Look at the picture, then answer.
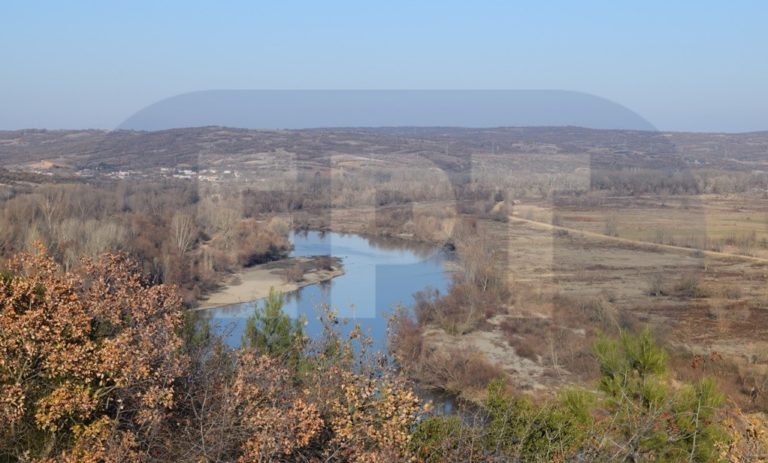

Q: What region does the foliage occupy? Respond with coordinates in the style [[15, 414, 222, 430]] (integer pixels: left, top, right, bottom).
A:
[[410, 415, 465, 462], [593, 327, 727, 462], [0, 245, 186, 461], [404, 328, 729, 462], [484, 379, 594, 461], [0, 248, 422, 462], [241, 287, 305, 364], [0, 182, 291, 305], [0, 246, 737, 462]]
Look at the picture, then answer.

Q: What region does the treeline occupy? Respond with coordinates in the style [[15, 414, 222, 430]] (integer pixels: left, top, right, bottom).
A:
[[591, 168, 768, 196], [480, 168, 768, 200], [0, 180, 289, 304], [2, 249, 764, 461], [1, 161, 765, 302]]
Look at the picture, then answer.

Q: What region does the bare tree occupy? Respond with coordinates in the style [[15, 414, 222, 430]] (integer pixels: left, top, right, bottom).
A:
[[198, 200, 240, 247], [457, 228, 501, 291], [84, 220, 126, 258], [23, 225, 44, 253], [57, 218, 83, 270], [0, 214, 10, 253], [68, 184, 102, 219], [171, 211, 197, 255], [35, 186, 65, 234]]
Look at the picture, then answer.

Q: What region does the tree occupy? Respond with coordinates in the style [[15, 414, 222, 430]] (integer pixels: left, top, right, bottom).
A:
[[0, 245, 186, 461], [35, 186, 65, 235], [174, 292, 420, 462], [170, 210, 197, 255], [593, 327, 727, 462], [242, 288, 304, 362], [0, 214, 10, 254], [483, 379, 594, 460]]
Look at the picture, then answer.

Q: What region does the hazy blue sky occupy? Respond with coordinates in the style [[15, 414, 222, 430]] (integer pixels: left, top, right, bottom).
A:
[[1, 1, 766, 132]]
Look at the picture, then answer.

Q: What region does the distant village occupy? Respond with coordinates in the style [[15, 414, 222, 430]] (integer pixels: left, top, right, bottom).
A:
[[21, 162, 244, 182], [99, 167, 242, 182]]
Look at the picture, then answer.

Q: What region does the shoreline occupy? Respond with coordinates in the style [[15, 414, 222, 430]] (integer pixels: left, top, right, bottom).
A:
[[193, 255, 344, 311]]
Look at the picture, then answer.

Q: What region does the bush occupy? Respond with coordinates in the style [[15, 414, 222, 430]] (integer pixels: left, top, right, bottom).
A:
[[0, 247, 186, 461], [604, 215, 619, 237], [390, 312, 504, 398], [282, 261, 305, 283], [673, 274, 709, 298], [484, 379, 594, 460], [574, 295, 617, 328], [721, 285, 743, 300], [410, 415, 464, 462], [647, 272, 668, 296], [593, 327, 727, 461], [316, 255, 335, 271], [413, 279, 509, 335], [510, 339, 538, 360], [0, 248, 425, 461], [421, 348, 504, 397], [0, 249, 737, 462], [404, 328, 731, 462], [388, 312, 423, 363]]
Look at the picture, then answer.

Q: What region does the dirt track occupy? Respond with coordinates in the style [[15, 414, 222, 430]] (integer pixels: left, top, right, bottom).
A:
[[509, 214, 768, 266]]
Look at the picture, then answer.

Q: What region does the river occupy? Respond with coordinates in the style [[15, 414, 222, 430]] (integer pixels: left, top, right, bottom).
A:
[[200, 230, 453, 352]]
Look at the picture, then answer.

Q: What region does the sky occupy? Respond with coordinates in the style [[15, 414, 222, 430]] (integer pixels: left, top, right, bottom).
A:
[[1, 1, 766, 132]]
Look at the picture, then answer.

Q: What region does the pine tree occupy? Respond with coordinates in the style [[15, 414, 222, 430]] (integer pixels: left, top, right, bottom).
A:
[[242, 288, 304, 364], [593, 327, 726, 462]]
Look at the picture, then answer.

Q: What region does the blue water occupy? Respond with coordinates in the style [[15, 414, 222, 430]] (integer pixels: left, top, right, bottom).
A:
[[201, 231, 452, 351]]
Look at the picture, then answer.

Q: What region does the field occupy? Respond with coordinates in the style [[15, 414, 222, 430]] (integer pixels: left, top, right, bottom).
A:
[[460, 197, 768, 401]]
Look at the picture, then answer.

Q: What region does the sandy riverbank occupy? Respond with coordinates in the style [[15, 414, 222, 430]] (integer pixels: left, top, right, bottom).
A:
[[194, 256, 344, 310]]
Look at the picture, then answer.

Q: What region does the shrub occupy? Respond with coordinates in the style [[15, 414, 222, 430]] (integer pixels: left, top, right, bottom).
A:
[[512, 340, 538, 361], [316, 255, 335, 271], [421, 348, 504, 397], [593, 327, 727, 461], [499, 317, 553, 363], [390, 312, 504, 398], [0, 246, 186, 461], [484, 379, 594, 460], [647, 272, 668, 296], [413, 279, 509, 335], [574, 295, 617, 328], [405, 328, 731, 462], [388, 311, 423, 363], [722, 285, 743, 300], [410, 415, 465, 462], [673, 274, 709, 298], [282, 261, 305, 283]]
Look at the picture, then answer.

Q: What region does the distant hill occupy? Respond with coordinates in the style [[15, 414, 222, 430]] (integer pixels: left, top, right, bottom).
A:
[[118, 90, 656, 131], [1, 126, 766, 174]]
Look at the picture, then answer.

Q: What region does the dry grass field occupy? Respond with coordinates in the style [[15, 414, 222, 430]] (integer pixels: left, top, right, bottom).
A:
[[414, 194, 768, 410]]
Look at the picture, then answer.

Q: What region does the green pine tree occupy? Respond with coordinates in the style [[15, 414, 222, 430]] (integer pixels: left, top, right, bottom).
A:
[[242, 288, 305, 366], [593, 327, 727, 462]]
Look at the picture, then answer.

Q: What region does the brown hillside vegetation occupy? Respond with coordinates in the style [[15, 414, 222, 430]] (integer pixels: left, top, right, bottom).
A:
[[0, 249, 766, 461]]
